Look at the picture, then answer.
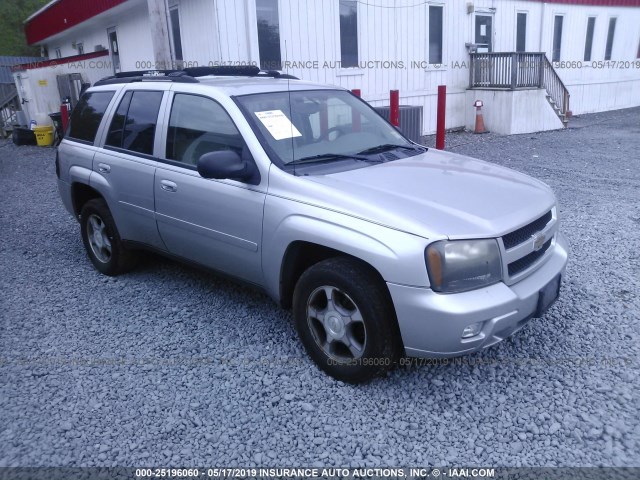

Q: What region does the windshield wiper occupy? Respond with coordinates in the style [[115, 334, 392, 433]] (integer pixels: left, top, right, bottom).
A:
[[357, 144, 424, 155], [288, 153, 381, 166]]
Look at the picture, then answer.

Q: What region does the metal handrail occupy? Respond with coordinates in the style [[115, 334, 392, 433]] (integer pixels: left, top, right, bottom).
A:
[[469, 52, 570, 117], [541, 55, 570, 117], [0, 92, 20, 131], [0, 90, 18, 110]]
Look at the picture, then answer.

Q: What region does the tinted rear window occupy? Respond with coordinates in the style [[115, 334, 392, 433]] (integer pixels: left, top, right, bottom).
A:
[[105, 91, 163, 155], [67, 91, 115, 143]]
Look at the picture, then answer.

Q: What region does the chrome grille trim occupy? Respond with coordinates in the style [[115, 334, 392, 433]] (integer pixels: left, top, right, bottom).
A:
[[508, 239, 552, 276], [503, 210, 552, 249], [499, 207, 558, 285]]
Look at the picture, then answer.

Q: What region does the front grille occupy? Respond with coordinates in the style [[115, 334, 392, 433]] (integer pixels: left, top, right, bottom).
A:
[[508, 239, 552, 276], [502, 210, 552, 249]]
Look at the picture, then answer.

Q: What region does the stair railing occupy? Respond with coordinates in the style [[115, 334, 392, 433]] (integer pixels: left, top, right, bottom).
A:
[[470, 52, 570, 118]]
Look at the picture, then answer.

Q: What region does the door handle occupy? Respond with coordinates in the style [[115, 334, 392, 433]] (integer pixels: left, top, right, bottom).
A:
[[97, 163, 111, 174], [160, 180, 177, 192]]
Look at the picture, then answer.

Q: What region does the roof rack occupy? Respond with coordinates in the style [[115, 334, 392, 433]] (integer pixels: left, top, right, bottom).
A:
[[93, 66, 299, 86]]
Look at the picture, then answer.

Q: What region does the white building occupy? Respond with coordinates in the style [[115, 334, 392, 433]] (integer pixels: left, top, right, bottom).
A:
[[12, 0, 640, 135]]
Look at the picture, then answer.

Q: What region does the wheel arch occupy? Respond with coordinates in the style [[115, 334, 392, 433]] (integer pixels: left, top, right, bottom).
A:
[[281, 241, 407, 361], [71, 182, 104, 218], [278, 240, 391, 310]]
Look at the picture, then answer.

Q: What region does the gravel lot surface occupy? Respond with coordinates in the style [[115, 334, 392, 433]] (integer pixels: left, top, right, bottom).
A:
[[1, 107, 639, 468]]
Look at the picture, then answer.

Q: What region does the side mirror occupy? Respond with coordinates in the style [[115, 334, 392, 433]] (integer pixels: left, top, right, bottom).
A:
[[197, 150, 252, 182]]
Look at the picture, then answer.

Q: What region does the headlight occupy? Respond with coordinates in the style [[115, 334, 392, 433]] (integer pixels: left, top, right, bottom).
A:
[[425, 239, 502, 293]]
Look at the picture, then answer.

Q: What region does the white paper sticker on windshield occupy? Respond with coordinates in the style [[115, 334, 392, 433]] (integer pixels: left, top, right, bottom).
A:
[[255, 110, 302, 140]]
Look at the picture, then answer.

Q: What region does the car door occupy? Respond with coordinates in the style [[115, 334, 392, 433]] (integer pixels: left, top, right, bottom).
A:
[[92, 86, 166, 250], [154, 92, 266, 283]]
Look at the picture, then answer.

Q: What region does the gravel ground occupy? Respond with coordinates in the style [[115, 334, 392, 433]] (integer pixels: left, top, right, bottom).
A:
[[1, 107, 639, 468]]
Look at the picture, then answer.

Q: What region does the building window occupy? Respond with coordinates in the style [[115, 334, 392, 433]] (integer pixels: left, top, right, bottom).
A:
[[583, 17, 595, 61], [54, 48, 62, 59], [429, 5, 443, 64], [77, 43, 84, 55], [605, 17, 616, 60], [169, 6, 183, 61], [256, 0, 281, 70], [339, 0, 358, 68], [516, 13, 527, 52], [552, 15, 563, 62]]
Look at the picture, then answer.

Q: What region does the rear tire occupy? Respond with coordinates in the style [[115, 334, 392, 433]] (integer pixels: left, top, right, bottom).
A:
[[80, 198, 136, 276], [293, 257, 399, 383]]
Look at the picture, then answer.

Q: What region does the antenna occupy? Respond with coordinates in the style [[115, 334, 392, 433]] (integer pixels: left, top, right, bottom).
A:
[[285, 40, 296, 175]]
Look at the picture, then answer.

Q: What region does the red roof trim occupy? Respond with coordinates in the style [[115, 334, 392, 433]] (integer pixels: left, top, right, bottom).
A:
[[22, 0, 640, 46], [10, 50, 109, 72], [532, 0, 640, 5], [25, 0, 127, 45]]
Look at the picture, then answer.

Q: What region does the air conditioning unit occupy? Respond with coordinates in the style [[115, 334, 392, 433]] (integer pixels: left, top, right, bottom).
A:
[[374, 105, 424, 143]]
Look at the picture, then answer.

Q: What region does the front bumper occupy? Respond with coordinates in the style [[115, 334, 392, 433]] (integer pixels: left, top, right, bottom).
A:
[[389, 232, 569, 358]]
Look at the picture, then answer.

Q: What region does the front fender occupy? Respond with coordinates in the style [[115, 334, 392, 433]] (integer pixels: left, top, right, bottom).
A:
[[262, 195, 431, 302]]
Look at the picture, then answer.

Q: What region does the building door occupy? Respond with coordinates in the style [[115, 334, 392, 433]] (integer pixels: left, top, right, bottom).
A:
[[475, 14, 493, 52], [107, 27, 120, 73], [14, 74, 32, 123]]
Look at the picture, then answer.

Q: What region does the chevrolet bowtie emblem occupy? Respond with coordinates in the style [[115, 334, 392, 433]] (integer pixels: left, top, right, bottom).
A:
[[532, 232, 546, 251]]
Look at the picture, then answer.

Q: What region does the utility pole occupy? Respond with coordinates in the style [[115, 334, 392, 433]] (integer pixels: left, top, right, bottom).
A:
[[147, 0, 173, 69]]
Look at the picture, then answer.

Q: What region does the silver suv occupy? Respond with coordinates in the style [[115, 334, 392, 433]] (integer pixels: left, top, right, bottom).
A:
[[56, 67, 568, 383]]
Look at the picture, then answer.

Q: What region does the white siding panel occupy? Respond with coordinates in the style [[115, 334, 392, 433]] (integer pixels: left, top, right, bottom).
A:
[[115, 4, 154, 70], [179, 0, 220, 65], [38, 0, 640, 133]]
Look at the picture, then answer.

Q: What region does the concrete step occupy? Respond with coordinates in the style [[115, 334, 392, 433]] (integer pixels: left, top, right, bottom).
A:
[[544, 93, 568, 126]]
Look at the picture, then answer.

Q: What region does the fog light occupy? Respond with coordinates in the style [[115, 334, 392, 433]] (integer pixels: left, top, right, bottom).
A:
[[462, 322, 484, 339]]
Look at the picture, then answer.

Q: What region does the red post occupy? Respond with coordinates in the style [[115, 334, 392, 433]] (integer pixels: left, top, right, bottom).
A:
[[390, 90, 399, 127], [351, 89, 361, 132], [436, 85, 446, 150], [60, 104, 70, 132]]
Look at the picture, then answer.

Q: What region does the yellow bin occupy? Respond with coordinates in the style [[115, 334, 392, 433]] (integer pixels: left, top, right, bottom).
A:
[[33, 125, 54, 147]]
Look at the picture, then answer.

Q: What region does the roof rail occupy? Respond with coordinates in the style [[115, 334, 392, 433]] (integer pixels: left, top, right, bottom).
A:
[[183, 65, 299, 79], [183, 65, 261, 77], [94, 72, 198, 86], [93, 66, 299, 87]]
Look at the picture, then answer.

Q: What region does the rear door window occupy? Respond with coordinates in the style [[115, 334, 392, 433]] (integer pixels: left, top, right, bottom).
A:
[[105, 91, 132, 148], [67, 91, 115, 143], [105, 90, 163, 155]]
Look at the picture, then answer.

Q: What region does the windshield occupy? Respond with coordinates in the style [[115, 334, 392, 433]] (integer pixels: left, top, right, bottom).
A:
[[235, 90, 414, 165]]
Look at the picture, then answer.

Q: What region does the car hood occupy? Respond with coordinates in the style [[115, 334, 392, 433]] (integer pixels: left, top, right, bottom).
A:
[[290, 149, 555, 240]]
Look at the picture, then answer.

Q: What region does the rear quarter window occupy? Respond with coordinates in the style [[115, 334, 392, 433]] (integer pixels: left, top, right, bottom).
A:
[[67, 91, 115, 143]]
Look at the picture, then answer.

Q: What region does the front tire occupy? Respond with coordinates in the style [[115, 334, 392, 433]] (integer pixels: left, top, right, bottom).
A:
[[80, 198, 136, 276], [293, 257, 399, 383]]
